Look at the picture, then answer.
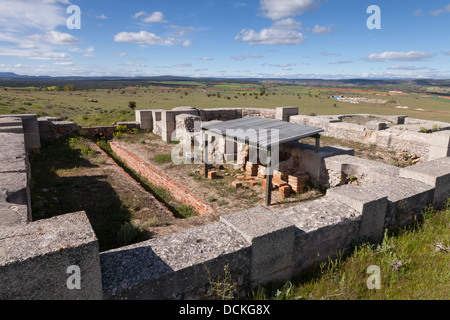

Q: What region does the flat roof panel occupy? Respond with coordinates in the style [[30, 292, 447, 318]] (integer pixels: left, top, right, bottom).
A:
[[203, 117, 324, 149]]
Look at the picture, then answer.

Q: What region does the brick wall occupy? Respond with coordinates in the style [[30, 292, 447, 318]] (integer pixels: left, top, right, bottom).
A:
[[109, 141, 214, 216]]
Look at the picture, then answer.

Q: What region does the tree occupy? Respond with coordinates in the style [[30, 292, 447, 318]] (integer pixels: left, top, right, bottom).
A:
[[63, 84, 76, 91], [260, 84, 266, 96], [128, 101, 137, 110]]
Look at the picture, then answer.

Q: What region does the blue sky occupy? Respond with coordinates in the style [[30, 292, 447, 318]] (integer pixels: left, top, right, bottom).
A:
[[0, 0, 449, 79]]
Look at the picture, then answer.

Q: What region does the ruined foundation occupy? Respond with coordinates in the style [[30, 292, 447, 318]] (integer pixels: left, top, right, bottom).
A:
[[1, 107, 449, 300]]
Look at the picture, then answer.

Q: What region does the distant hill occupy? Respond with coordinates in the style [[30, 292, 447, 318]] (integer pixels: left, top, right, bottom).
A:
[[0, 73, 449, 90]]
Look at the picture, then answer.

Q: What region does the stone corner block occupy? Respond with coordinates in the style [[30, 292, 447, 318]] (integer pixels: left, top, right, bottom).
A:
[[400, 160, 450, 209], [326, 184, 387, 243], [220, 207, 296, 286]]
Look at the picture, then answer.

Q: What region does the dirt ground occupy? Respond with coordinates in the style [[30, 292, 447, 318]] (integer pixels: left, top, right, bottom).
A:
[[114, 132, 324, 212]]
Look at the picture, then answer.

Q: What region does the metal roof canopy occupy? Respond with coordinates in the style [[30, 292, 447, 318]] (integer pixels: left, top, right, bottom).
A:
[[202, 117, 324, 151], [202, 117, 325, 206]]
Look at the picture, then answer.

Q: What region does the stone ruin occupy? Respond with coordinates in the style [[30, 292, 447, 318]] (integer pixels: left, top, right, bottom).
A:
[[0, 107, 449, 300]]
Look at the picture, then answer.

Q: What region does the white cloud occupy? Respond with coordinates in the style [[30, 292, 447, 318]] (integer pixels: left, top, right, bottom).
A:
[[328, 60, 353, 65], [429, 4, 450, 17], [54, 61, 75, 66], [412, 9, 425, 16], [132, 11, 147, 19], [31, 51, 71, 60], [28, 31, 79, 45], [168, 25, 196, 37], [259, 0, 324, 20], [0, 0, 67, 32], [201, 57, 214, 60], [231, 54, 264, 60], [235, 18, 305, 45], [268, 62, 296, 67], [175, 63, 192, 67], [142, 11, 167, 23], [120, 62, 147, 67], [366, 51, 432, 62], [320, 52, 340, 56], [96, 14, 108, 20], [115, 53, 128, 57], [182, 40, 192, 47], [114, 31, 177, 46], [388, 65, 427, 71], [309, 24, 335, 34]]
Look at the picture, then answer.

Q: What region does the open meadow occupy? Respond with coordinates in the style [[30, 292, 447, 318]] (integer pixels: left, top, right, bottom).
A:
[[1, 80, 450, 126]]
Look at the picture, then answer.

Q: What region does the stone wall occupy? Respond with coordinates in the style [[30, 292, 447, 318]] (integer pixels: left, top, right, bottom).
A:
[[290, 114, 449, 161], [0, 119, 103, 300], [1, 108, 449, 300]]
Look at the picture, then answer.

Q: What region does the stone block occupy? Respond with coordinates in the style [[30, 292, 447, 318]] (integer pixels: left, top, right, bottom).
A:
[[135, 109, 153, 120], [399, 160, 450, 209], [0, 212, 103, 300], [220, 207, 295, 286], [326, 184, 387, 243], [100, 222, 251, 300], [429, 131, 450, 160], [366, 121, 387, 131], [275, 107, 299, 122]]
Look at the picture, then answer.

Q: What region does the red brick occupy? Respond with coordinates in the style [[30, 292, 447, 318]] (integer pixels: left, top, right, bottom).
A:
[[208, 171, 218, 179], [280, 185, 291, 198], [232, 181, 243, 189]]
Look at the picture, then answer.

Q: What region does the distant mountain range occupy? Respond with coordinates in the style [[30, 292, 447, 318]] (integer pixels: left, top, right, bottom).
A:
[[0, 72, 449, 89]]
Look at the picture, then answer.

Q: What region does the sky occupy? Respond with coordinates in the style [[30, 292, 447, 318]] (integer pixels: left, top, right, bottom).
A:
[[0, 0, 449, 79]]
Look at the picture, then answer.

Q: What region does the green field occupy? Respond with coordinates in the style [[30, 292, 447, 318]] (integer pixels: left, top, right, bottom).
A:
[[1, 81, 449, 126]]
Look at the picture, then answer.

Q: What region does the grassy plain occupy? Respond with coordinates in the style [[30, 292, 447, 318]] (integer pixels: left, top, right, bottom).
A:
[[1, 81, 449, 126]]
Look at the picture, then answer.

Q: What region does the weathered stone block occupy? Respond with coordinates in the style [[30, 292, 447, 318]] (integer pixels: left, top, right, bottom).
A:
[[0, 212, 103, 300], [276, 107, 299, 122], [399, 160, 450, 209], [366, 121, 388, 131], [429, 131, 450, 160], [326, 184, 387, 242], [221, 207, 295, 286], [101, 222, 251, 300], [135, 110, 153, 132]]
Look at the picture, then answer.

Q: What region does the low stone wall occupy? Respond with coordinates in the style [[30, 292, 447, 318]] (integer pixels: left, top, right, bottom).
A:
[[290, 114, 448, 161], [0, 119, 103, 300], [0, 118, 31, 226], [109, 141, 214, 216], [0, 212, 103, 300], [100, 155, 449, 299]]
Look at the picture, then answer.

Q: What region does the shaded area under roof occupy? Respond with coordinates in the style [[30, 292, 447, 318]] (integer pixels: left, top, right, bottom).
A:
[[202, 117, 324, 150]]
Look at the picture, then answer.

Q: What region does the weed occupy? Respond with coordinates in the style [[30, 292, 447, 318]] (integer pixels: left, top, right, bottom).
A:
[[116, 222, 144, 246], [205, 264, 238, 300], [151, 154, 172, 164], [174, 205, 198, 219]]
